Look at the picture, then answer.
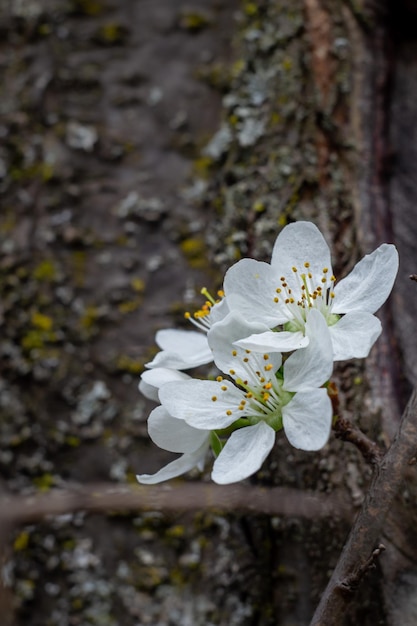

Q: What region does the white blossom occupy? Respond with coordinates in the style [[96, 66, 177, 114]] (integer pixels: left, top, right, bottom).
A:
[[223, 221, 399, 360], [157, 310, 333, 484]]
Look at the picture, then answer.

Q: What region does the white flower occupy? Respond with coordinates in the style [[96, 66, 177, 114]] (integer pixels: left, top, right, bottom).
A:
[[145, 291, 228, 370], [136, 406, 210, 484], [139, 367, 191, 402], [223, 221, 399, 360], [158, 309, 333, 484]]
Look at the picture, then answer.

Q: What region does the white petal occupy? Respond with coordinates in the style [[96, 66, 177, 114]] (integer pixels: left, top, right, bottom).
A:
[[146, 329, 213, 369], [282, 389, 332, 451], [209, 298, 229, 325], [211, 422, 275, 484], [284, 310, 333, 391], [147, 405, 209, 453], [138, 378, 159, 402], [207, 311, 273, 379], [223, 258, 288, 326], [329, 312, 382, 360], [235, 330, 309, 353], [140, 368, 190, 402], [332, 244, 399, 314], [136, 440, 209, 485], [159, 380, 243, 430], [271, 222, 333, 292]]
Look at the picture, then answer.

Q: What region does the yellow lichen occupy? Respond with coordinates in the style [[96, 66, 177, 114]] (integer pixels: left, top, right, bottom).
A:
[[33, 259, 57, 282]]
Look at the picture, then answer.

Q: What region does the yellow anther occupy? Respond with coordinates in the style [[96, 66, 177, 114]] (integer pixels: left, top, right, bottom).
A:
[[264, 382, 272, 390], [304, 262, 310, 268], [263, 393, 270, 401], [226, 410, 232, 416], [292, 266, 297, 272], [221, 385, 227, 391], [260, 377, 265, 383], [263, 354, 269, 360], [321, 277, 326, 283], [246, 392, 253, 398], [184, 312, 191, 319], [289, 297, 295, 303], [331, 275, 336, 282], [229, 369, 235, 375], [212, 396, 217, 402], [274, 297, 279, 303], [308, 272, 312, 278], [276, 288, 282, 293], [217, 289, 225, 297], [323, 267, 328, 273], [330, 292, 335, 298], [282, 282, 287, 287], [264, 364, 273, 371], [216, 376, 223, 382], [285, 298, 290, 304], [243, 357, 249, 363], [232, 350, 237, 356], [245, 349, 251, 354], [280, 276, 285, 281]]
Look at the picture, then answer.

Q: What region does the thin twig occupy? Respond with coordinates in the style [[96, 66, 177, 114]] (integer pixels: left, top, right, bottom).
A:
[[333, 416, 384, 465], [310, 388, 417, 625], [0, 483, 352, 525]]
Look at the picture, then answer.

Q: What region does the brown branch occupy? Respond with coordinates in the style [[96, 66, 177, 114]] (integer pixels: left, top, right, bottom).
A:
[[310, 388, 417, 626], [0, 483, 352, 526], [333, 416, 384, 465]]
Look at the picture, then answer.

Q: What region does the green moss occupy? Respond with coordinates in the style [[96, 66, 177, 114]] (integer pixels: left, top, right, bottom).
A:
[[33, 473, 55, 492], [131, 277, 146, 293], [116, 355, 145, 375], [71, 0, 104, 15], [180, 237, 208, 269], [31, 311, 53, 331], [33, 259, 57, 282], [21, 329, 57, 351], [71, 251, 87, 287], [193, 155, 215, 179], [79, 306, 100, 330], [118, 299, 141, 314], [13, 531, 30, 552], [96, 22, 127, 45], [179, 11, 212, 32]]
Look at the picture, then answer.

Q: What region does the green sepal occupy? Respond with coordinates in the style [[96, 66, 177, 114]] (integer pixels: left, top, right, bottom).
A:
[[210, 431, 224, 458]]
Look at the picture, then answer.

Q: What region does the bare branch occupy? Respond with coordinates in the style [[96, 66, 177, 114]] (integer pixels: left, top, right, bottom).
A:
[[0, 483, 352, 525], [333, 416, 384, 466], [310, 388, 417, 626]]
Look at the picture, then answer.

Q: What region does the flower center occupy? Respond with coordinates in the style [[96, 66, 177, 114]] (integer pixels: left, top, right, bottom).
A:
[[273, 263, 338, 331], [213, 350, 293, 433], [184, 287, 225, 332]]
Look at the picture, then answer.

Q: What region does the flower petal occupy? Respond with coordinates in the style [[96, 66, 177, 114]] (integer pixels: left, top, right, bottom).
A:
[[136, 440, 209, 485], [282, 389, 332, 451], [139, 368, 191, 401], [271, 222, 333, 292], [146, 329, 212, 369], [209, 298, 229, 325], [147, 405, 209, 453], [223, 258, 288, 326], [332, 244, 399, 314], [329, 312, 382, 361], [211, 422, 275, 484], [283, 310, 333, 391], [159, 380, 244, 430], [138, 378, 159, 402], [208, 311, 275, 379], [235, 330, 309, 353]]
